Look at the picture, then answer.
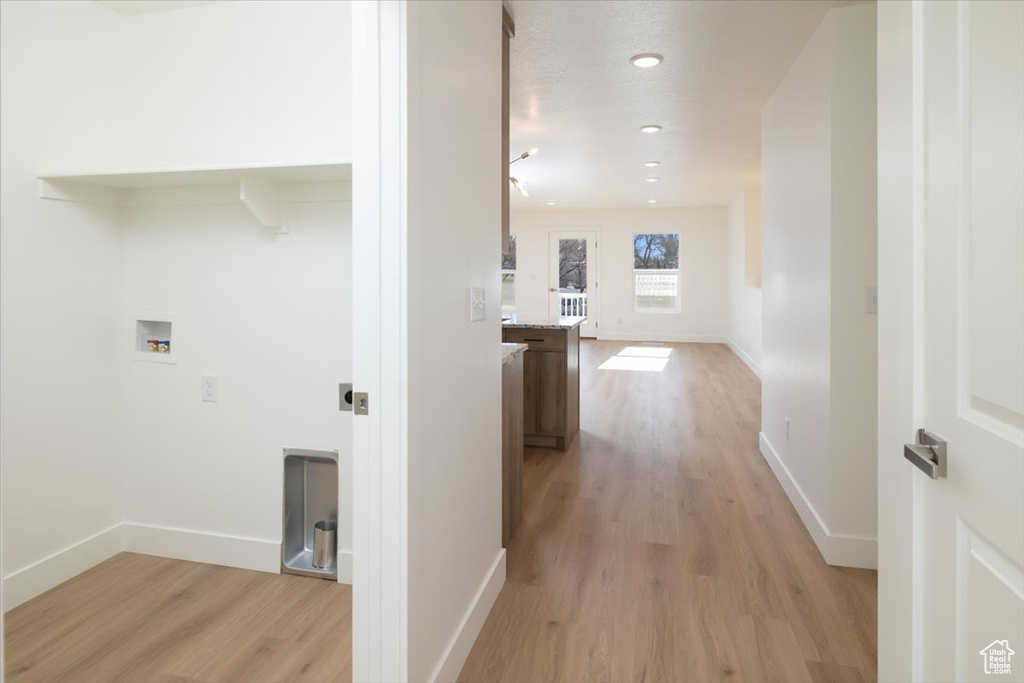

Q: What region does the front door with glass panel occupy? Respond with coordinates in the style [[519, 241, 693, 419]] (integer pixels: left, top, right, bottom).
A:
[[548, 230, 599, 338]]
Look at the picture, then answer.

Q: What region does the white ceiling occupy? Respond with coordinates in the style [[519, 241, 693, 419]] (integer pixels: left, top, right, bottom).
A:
[[508, 0, 833, 209]]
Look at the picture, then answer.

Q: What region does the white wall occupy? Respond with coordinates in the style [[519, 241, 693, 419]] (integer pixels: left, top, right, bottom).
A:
[[67, 0, 352, 173], [113, 1, 355, 574], [405, 1, 505, 681], [760, 3, 877, 568], [511, 207, 729, 343], [1, 0, 355, 611], [828, 5, 878, 542], [120, 194, 352, 574], [744, 189, 763, 289], [1, 0, 126, 610], [726, 191, 764, 376]]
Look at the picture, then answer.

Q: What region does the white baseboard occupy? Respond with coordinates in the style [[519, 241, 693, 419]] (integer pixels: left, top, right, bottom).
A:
[[124, 525, 354, 584], [3, 523, 349, 610], [758, 433, 877, 570], [122, 522, 281, 574], [429, 549, 507, 683], [726, 337, 762, 378], [758, 432, 831, 560], [2, 523, 123, 611], [597, 332, 727, 344], [821, 529, 878, 569]]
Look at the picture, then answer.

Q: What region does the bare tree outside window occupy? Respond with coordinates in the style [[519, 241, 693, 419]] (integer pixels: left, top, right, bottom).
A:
[[558, 238, 587, 292], [502, 235, 517, 307], [502, 234, 517, 271], [633, 233, 679, 269]]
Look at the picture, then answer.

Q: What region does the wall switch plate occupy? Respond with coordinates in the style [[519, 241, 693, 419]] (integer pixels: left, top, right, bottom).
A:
[[470, 287, 486, 322], [865, 286, 878, 314], [202, 375, 218, 403]]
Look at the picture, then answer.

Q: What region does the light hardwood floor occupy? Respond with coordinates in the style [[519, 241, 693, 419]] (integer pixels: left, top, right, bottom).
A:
[[459, 340, 877, 683], [4, 553, 351, 683]]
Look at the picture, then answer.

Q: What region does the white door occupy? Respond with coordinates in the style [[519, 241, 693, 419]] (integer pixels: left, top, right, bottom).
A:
[[548, 230, 599, 337], [879, 2, 1024, 681]]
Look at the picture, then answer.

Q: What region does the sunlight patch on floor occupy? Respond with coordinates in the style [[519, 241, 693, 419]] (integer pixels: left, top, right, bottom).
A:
[[619, 346, 672, 358], [598, 345, 672, 372]]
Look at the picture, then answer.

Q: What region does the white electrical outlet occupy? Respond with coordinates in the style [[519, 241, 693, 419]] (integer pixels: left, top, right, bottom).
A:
[[202, 375, 218, 403], [470, 287, 486, 322], [785, 418, 790, 441], [865, 286, 878, 314]]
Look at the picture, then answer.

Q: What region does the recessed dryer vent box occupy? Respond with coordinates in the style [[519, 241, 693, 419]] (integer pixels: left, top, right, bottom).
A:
[[281, 448, 339, 581]]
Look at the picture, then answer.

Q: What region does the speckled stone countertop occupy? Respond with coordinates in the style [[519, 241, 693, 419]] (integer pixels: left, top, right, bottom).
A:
[[501, 315, 587, 330], [501, 342, 529, 365]]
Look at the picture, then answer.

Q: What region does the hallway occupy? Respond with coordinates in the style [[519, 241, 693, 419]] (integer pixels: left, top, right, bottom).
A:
[[460, 341, 876, 683]]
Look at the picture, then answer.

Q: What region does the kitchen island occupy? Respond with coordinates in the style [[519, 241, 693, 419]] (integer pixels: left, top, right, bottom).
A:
[[502, 315, 585, 451]]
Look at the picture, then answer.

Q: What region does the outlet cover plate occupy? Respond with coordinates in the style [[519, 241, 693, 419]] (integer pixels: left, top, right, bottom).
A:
[[202, 375, 218, 403]]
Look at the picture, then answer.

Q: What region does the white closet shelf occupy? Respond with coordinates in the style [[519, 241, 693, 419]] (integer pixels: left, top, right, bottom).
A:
[[38, 161, 351, 189], [38, 161, 351, 233]]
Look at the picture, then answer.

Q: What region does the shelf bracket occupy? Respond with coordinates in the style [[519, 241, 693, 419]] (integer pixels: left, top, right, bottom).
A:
[[239, 175, 286, 233]]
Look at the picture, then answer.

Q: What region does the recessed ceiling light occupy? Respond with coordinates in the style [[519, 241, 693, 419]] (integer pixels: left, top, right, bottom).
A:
[[648, 199, 658, 204], [631, 53, 663, 68], [546, 200, 556, 206], [645, 161, 660, 167], [641, 124, 662, 133], [646, 177, 659, 183]]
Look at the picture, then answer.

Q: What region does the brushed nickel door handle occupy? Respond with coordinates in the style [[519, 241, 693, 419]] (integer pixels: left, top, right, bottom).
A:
[[903, 428, 947, 479]]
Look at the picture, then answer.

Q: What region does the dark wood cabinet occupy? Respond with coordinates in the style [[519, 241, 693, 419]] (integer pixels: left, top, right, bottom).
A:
[[502, 351, 524, 547], [503, 325, 580, 451]]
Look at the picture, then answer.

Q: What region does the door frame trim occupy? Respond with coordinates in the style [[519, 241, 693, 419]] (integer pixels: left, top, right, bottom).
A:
[[877, 2, 920, 680], [351, 2, 408, 681], [547, 227, 601, 336]]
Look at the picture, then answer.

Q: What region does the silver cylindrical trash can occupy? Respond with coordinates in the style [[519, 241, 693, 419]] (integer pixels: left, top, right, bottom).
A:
[[312, 520, 337, 569]]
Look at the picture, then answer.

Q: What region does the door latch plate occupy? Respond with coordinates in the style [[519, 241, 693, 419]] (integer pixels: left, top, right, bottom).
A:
[[353, 392, 369, 416]]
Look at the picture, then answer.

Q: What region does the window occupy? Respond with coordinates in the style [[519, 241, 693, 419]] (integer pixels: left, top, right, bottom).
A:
[[633, 233, 680, 312], [501, 235, 517, 308], [557, 237, 588, 317]]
